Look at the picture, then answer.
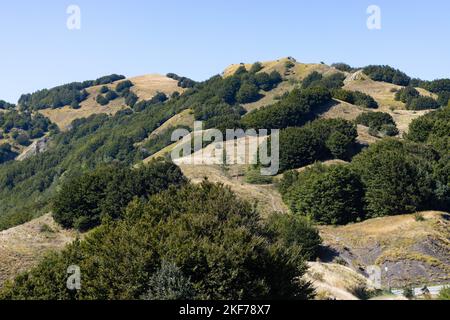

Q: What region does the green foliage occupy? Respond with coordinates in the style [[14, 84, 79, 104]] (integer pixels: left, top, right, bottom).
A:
[[0, 110, 51, 140], [99, 86, 109, 94], [419, 78, 450, 93], [379, 124, 399, 137], [242, 87, 332, 129], [302, 72, 346, 90], [278, 118, 357, 171], [18, 74, 124, 111], [355, 112, 396, 131], [438, 287, 450, 300], [351, 139, 436, 218], [0, 143, 18, 164], [280, 164, 364, 225], [332, 89, 378, 108], [95, 95, 109, 106], [236, 82, 260, 103], [249, 62, 263, 74], [394, 86, 420, 103], [406, 96, 440, 110], [0, 182, 315, 300], [115, 80, 134, 93], [406, 107, 450, 211], [362, 65, 411, 86], [437, 91, 450, 106], [105, 90, 118, 101], [244, 167, 273, 185], [0, 100, 15, 110], [143, 125, 191, 156], [166, 73, 197, 88], [0, 92, 186, 229], [52, 160, 186, 231], [141, 260, 196, 300], [331, 63, 354, 73], [266, 213, 322, 260]]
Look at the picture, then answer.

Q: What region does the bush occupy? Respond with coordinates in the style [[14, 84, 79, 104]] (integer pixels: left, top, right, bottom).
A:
[[236, 82, 260, 103], [1, 182, 315, 300], [105, 90, 118, 101], [96, 95, 109, 106], [406, 96, 440, 110], [362, 65, 411, 86], [351, 139, 435, 218], [244, 168, 273, 184], [249, 62, 263, 74], [333, 89, 378, 108], [394, 86, 420, 103], [0, 143, 17, 164], [241, 87, 332, 130], [141, 261, 196, 300], [355, 112, 396, 131], [331, 63, 354, 73], [278, 118, 357, 171], [266, 213, 322, 260], [100, 86, 109, 94], [379, 124, 399, 137], [52, 161, 187, 231], [281, 164, 364, 225], [438, 287, 450, 300], [116, 80, 134, 93]]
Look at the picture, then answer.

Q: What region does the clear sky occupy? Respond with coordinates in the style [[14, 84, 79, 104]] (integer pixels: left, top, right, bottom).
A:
[[1, 0, 450, 103]]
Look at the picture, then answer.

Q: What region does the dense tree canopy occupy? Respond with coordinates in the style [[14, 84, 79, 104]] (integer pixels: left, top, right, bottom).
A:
[[0, 182, 315, 300], [362, 65, 411, 86], [241, 87, 332, 129], [278, 118, 357, 171], [52, 160, 186, 231], [280, 164, 364, 225]]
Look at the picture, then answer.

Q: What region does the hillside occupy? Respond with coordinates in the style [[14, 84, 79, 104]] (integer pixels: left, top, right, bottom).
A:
[[320, 211, 450, 288], [0, 57, 448, 300], [0, 214, 77, 288], [39, 74, 183, 131]]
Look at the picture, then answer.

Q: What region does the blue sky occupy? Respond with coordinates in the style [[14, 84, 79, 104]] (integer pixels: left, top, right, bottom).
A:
[[1, 0, 450, 103]]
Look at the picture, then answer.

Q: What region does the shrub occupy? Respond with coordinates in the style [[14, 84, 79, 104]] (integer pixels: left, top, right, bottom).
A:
[[438, 287, 450, 300], [362, 65, 411, 86], [406, 96, 440, 110], [105, 90, 118, 101], [351, 139, 435, 218], [52, 161, 186, 231], [2, 182, 315, 300], [244, 168, 273, 185], [266, 213, 322, 260], [395, 86, 420, 103], [333, 89, 378, 108], [278, 118, 357, 171], [141, 261, 196, 300], [331, 63, 354, 73], [281, 164, 364, 225], [249, 62, 263, 74], [0, 143, 17, 164], [96, 95, 109, 106], [379, 124, 399, 137], [236, 82, 260, 103], [116, 80, 134, 93], [241, 87, 332, 130], [355, 112, 396, 131], [100, 86, 109, 94]]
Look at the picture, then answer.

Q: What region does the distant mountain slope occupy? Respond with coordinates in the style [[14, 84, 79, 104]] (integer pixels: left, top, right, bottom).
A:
[[39, 74, 183, 131]]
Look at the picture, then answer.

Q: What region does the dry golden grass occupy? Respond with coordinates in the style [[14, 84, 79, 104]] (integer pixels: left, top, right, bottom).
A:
[[178, 163, 287, 217], [0, 214, 77, 288], [305, 262, 372, 300], [320, 211, 450, 286]]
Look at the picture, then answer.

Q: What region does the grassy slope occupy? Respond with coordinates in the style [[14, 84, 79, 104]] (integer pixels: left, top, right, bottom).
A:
[[0, 214, 77, 288], [320, 211, 450, 288]]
